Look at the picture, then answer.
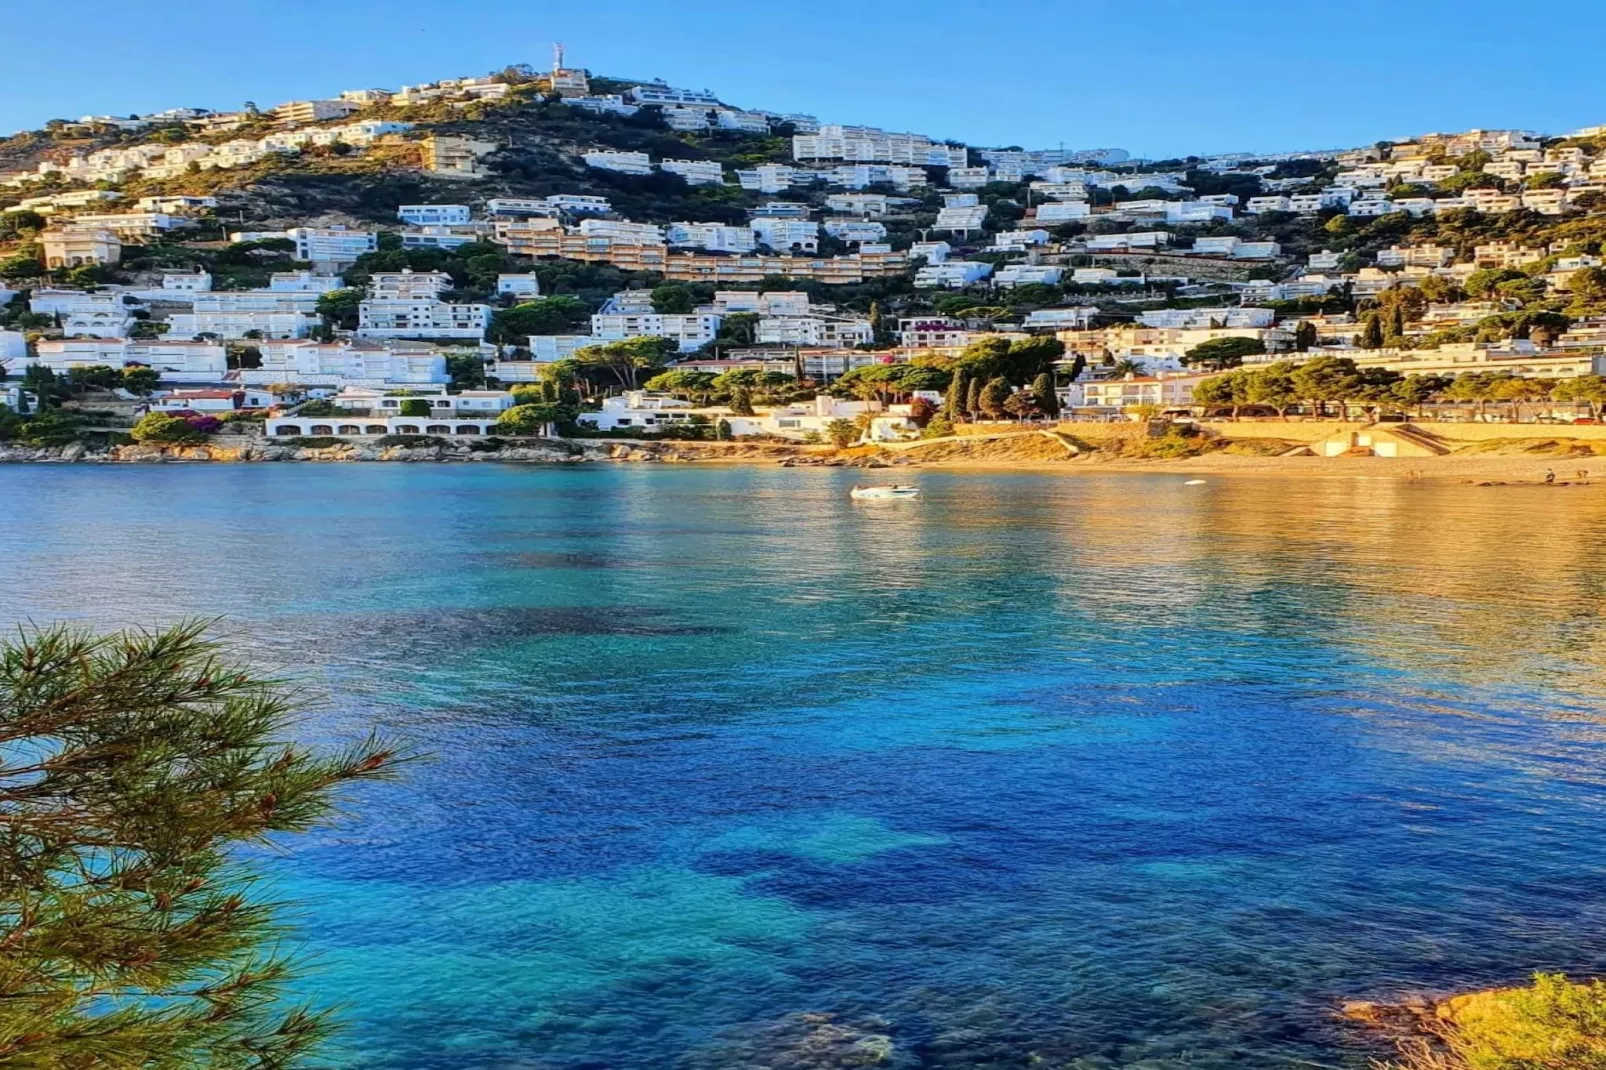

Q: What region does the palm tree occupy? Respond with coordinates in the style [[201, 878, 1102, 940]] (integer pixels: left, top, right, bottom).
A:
[[1110, 359, 1144, 377]]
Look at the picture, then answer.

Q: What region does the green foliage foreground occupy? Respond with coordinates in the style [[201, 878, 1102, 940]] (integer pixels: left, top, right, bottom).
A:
[[0, 622, 402, 1066], [1385, 974, 1606, 1070]]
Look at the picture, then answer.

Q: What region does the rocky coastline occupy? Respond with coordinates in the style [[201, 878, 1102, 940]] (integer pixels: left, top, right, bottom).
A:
[[0, 438, 915, 467]]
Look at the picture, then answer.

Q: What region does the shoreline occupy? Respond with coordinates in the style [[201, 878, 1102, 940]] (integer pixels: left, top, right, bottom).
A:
[[0, 439, 1594, 485]]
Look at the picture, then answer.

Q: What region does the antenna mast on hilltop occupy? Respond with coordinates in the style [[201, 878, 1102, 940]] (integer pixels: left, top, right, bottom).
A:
[[553, 43, 565, 75]]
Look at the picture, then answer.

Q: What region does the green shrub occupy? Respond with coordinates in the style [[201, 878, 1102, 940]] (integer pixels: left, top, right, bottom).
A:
[[131, 413, 207, 445], [398, 399, 432, 418]]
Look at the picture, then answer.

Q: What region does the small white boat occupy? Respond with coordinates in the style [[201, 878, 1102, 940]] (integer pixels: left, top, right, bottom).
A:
[[1183, 479, 1208, 486], [850, 484, 922, 501]]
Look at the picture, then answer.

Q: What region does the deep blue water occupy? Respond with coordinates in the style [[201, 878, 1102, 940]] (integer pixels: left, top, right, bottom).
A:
[[5, 463, 1606, 1068]]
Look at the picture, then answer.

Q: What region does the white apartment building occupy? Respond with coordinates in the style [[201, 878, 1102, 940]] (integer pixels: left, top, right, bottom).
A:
[[793, 125, 967, 168], [562, 95, 639, 117], [628, 84, 721, 106], [935, 205, 988, 232], [828, 164, 927, 191], [357, 300, 492, 341], [166, 311, 318, 340], [666, 222, 758, 254], [287, 226, 377, 266], [244, 341, 449, 386], [398, 204, 472, 226], [583, 150, 653, 175], [571, 218, 667, 245], [948, 166, 991, 188], [275, 99, 361, 125], [708, 291, 812, 315], [914, 262, 994, 288], [660, 159, 726, 186], [751, 218, 820, 253], [661, 107, 713, 131], [192, 290, 322, 313], [755, 315, 874, 347], [33, 339, 228, 382], [521, 335, 595, 363], [368, 271, 453, 299], [591, 311, 722, 352], [1022, 307, 1095, 329]]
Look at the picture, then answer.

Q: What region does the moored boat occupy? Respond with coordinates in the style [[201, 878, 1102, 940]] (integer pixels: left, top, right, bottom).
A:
[[850, 485, 922, 500]]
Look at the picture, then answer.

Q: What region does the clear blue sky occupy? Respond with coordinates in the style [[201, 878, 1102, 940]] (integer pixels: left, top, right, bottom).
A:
[[7, 0, 1606, 159]]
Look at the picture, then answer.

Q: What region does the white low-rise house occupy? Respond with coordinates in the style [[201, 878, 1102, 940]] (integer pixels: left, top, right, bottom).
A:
[[29, 290, 139, 338], [591, 311, 721, 352], [1085, 231, 1171, 252], [825, 193, 903, 216], [266, 411, 506, 437], [152, 387, 278, 413], [666, 222, 758, 253], [70, 212, 182, 240], [357, 299, 492, 341], [1308, 250, 1343, 271], [1022, 307, 1095, 329], [583, 150, 653, 175], [715, 108, 771, 133], [910, 241, 951, 263], [1031, 202, 1092, 225], [823, 219, 888, 243], [629, 84, 721, 107], [1139, 308, 1275, 329], [497, 274, 542, 298], [988, 228, 1051, 252], [1190, 236, 1281, 258], [948, 166, 991, 188], [751, 217, 820, 253], [737, 164, 812, 194], [159, 271, 213, 294], [995, 264, 1066, 287], [287, 226, 377, 266], [243, 340, 449, 387], [486, 198, 562, 218], [1245, 196, 1293, 214], [135, 195, 218, 214], [398, 204, 472, 226], [561, 95, 639, 117], [270, 271, 345, 294], [330, 386, 514, 415], [660, 106, 713, 131], [660, 159, 725, 186], [545, 194, 614, 214], [914, 262, 994, 288], [400, 226, 483, 251], [578, 391, 701, 432]]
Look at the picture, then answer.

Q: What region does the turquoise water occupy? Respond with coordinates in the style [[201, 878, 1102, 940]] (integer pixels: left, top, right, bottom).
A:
[[5, 463, 1606, 1068]]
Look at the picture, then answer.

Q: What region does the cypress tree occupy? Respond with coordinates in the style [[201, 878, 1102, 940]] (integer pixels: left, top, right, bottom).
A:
[[1363, 313, 1385, 350], [944, 368, 969, 419], [966, 378, 983, 418], [1032, 372, 1060, 417]]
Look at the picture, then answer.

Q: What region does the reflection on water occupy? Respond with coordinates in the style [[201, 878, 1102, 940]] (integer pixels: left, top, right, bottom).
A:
[[4, 464, 1606, 1069]]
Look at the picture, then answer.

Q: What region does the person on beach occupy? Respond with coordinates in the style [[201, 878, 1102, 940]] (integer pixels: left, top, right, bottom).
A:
[[1545, 468, 1556, 484]]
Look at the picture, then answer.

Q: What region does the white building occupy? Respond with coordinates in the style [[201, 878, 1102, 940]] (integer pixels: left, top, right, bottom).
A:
[[287, 226, 377, 266], [497, 274, 542, 298], [666, 222, 758, 254], [751, 218, 820, 253], [591, 311, 722, 352], [1138, 308, 1275, 329], [583, 150, 653, 175], [166, 310, 318, 340], [995, 264, 1066, 287], [914, 262, 994, 288], [33, 339, 228, 383], [357, 300, 491, 341], [823, 219, 888, 243], [660, 159, 726, 186], [244, 340, 449, 386], [398, 204, 472, 226]]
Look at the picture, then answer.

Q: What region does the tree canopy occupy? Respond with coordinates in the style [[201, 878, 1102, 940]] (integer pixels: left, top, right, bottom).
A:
[[0, 622, 400, 1066]]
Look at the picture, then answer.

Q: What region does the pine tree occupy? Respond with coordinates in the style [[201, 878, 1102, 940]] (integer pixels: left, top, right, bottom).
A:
[[0, 622, 402, 1066], [729, 385, 755, 416], [966, 378, 983, 418]]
